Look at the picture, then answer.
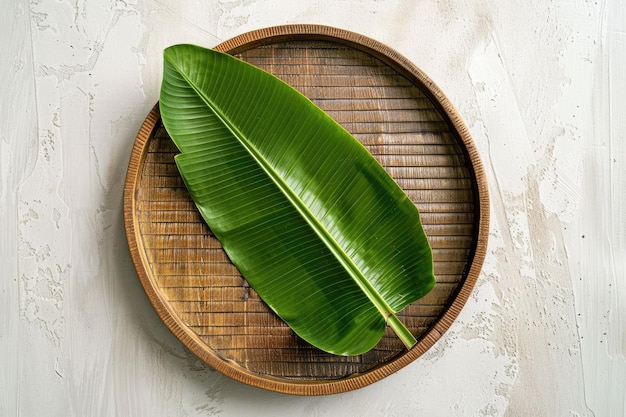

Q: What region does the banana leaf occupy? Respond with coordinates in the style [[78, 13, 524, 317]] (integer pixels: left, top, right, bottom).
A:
[[159, 44, 435, 356]]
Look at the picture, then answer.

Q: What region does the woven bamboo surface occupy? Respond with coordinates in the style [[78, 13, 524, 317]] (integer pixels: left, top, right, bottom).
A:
[[124, 25, 489, 395]]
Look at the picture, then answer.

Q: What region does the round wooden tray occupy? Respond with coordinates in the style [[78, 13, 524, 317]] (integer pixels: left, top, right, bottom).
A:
[[124, 25, 489, 395]]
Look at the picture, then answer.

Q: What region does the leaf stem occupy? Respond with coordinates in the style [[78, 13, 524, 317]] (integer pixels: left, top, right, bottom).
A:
[[386, 314, 417, 350]]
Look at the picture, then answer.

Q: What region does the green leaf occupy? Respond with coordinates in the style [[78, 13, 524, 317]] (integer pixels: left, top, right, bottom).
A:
[[159, 44, 435, 356]]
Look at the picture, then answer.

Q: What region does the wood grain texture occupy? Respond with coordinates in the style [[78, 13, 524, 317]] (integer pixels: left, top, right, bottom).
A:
[[124, 25, 489, 395]]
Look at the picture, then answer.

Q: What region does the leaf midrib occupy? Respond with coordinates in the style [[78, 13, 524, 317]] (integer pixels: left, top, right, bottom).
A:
[[167, 54, 396, 322]]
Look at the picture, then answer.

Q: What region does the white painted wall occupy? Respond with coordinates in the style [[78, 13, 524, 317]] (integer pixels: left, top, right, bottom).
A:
[[1, 0, 624, 415]]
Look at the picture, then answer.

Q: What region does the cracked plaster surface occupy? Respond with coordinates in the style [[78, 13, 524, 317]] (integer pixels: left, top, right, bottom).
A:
[[1, 0, 623, 416]]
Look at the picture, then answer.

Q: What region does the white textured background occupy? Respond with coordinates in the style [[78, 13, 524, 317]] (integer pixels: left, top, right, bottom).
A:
[[1, 0, 624, 416]]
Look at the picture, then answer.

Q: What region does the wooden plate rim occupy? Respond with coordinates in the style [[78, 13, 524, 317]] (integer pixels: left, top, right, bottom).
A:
[[123, 24, 490, 396]]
